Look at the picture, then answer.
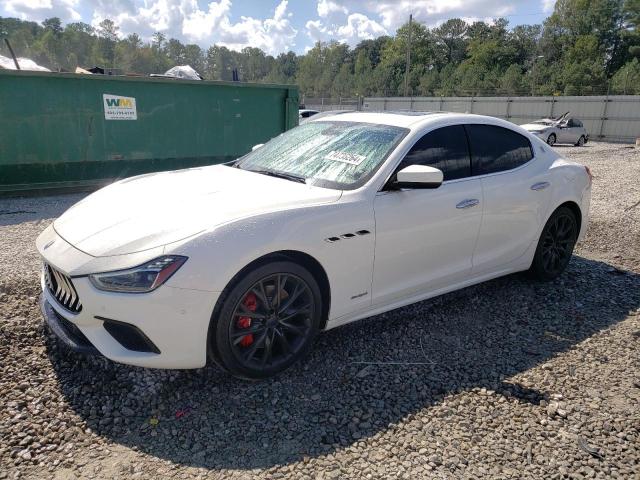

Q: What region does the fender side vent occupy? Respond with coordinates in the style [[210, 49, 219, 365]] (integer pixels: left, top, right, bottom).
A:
[[326, 236, 341, 243], [97, 317, 161, 354], [340, 233, 356, 239], [355, 230, 371, 236]]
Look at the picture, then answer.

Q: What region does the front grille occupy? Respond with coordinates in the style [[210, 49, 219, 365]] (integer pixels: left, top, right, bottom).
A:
[[44, 263, 83, 313]]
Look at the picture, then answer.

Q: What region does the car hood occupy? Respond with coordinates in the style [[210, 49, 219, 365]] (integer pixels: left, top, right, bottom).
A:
[[521, 123, 554, 132], [54, 165, 342, 257]]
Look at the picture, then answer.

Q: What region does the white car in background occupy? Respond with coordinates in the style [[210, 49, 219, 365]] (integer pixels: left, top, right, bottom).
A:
[[521, 112, 589, 146], [37, 112, 592, 379]]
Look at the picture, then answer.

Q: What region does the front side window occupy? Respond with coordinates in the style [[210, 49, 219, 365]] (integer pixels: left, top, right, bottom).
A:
[[399, 125, 471, 181], [235, 121, 407, 190], [466, 124, 533, 175]]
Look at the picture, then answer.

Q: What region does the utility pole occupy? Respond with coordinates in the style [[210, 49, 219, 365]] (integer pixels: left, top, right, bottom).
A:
[[403, 14, 412, 97], [4, 38, 20, 70]]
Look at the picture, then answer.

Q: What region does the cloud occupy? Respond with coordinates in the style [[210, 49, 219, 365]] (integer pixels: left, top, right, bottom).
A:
[[3, 0, 81, 22], [317, 0, 348, 18], [306, 1, 387, 46], [305, 19, 327, 39], [336, 13, 387, 42], [85, 0, 297, 55], [307, 0, 526, 35], [541, 0, 556, 13], [181, 0, 233, 40]]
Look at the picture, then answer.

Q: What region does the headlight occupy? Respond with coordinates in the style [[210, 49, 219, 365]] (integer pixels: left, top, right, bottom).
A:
[[89, 256, 187, 293]]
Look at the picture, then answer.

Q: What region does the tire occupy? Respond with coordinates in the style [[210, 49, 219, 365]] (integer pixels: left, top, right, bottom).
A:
[[546, 133, 556, 146], [529, 206, 578, 281], [209, 261, 322, 380], [575, 135, 586, 147]]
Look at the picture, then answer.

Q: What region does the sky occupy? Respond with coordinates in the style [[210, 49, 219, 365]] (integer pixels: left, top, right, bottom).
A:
[[1, 0, 556, 55]]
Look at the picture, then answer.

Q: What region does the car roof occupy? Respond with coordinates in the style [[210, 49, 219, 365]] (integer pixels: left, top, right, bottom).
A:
[[311, 111, 517, 130]]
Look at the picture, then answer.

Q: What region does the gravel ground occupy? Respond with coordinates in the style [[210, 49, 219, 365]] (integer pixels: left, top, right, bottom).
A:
[[1, 142, 639, 479]]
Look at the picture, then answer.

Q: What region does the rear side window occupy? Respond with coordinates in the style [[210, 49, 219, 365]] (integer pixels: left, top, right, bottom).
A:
[[400, 125, 471, 181], [466, 124, 533, 175]]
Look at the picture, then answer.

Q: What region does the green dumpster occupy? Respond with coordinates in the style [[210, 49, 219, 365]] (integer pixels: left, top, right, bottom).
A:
[[0, 70, 299, 194]]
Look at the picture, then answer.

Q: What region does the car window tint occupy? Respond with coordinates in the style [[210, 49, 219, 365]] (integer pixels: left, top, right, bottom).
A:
[[466, 124, 533, 175], [400, 125, 471, 181]]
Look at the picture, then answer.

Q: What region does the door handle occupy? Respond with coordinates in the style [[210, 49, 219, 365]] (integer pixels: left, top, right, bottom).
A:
[[456, 199, 480, 209], [530, 181, 550, 191]]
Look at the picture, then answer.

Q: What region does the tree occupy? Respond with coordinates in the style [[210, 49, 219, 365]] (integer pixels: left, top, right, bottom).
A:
[[42, 17, 62, 37], [166, 38, 186, 65], [152, 32, 166, 51], [561, 35, 607, 93], [510, 24, 542, 66], [418, 68, 440, 95], [611, 57, 640, 93], [501, 64, 525, 94], [205, 45, 236, 80], [0, 12, 634, 97], [96, 19, 119, 68], [542, 0, 626, 76], [434, 18, 468, 65], [183, 44, 204, 73], [239, 47, 268, 81], [296, 42, 327, 95], [353, 49, 374, 95]]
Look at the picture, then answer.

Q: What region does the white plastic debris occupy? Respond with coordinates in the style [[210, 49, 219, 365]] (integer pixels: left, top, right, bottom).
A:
[[162, 65, 203, 80], [0, 55, 50, 72]]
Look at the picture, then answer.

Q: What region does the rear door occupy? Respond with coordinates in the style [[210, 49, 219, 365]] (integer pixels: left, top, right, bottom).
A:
[[466, 124, 551, 274]]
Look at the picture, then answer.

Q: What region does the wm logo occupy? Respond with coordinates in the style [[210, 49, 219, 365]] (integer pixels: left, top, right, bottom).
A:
[[105, 98, 133, 107]]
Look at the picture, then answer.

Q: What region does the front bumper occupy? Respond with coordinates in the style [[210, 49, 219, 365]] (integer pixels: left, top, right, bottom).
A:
[[40, 294, 100, 356], [40, 271, 220, 369], [37, 225, 221, 369]]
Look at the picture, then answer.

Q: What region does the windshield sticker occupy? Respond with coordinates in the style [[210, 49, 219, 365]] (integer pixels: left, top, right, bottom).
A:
[[325, 150, 366, 166]]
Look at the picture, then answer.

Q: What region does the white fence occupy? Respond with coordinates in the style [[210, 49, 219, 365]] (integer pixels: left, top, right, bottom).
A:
[[305, 95, 640, 142]]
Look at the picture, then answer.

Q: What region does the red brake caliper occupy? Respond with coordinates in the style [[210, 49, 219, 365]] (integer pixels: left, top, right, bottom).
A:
[[237, 292, 257, 347]]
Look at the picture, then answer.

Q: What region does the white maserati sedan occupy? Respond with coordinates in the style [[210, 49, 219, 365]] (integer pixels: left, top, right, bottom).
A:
[[37, 112, 592, 379]]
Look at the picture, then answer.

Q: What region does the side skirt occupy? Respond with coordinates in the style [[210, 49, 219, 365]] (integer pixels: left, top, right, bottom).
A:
[[325, 264, 529, 330]]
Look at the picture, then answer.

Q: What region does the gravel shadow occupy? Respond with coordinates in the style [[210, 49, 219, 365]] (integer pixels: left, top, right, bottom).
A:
[[46, 255, 640, 470], [0, 193, 85, 227]]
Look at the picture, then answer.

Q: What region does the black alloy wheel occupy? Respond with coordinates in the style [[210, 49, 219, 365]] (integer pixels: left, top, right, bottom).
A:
[[530, 207, 578, 281], [576, 135, 586, 147], [210, 261, 321, 379], [547, 133, 557, 146]]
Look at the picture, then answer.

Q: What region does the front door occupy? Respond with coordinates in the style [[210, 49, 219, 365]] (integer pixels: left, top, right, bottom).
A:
[[372, 125, 483, 305], [558, 119, 580, 144]]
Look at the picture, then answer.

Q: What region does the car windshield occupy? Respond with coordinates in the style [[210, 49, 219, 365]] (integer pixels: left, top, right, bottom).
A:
[[234, 121, 408, 190]]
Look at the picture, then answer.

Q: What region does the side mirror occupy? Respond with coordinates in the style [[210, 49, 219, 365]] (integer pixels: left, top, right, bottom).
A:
[[252, 143, 264, 151], [392, 165, 443, 189]]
